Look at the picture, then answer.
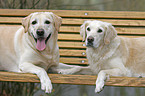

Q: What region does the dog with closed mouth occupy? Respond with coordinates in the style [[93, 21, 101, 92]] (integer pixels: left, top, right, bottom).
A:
[[0, 12, 62, 93], [78, 20, 145, 93]]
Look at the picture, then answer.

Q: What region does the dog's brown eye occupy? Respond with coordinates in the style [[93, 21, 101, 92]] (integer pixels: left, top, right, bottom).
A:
[[97, 29, 103, 33], [45, 20, 50, 24], [32, 21, 37, 25], [87, 27, 91, 31]]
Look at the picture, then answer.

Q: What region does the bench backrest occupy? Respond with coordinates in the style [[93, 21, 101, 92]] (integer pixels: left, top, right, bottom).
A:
[[0, 9, 145, 66]]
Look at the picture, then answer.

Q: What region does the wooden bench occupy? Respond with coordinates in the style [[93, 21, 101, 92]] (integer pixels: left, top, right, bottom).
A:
[[0, 9, 145, 88]]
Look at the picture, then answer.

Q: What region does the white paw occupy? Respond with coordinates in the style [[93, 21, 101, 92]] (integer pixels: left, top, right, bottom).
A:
[[95, 81, 105, 93], [41, 78, 52, 93], [58, 67, 81, 74], [58, 69, 73, 74]]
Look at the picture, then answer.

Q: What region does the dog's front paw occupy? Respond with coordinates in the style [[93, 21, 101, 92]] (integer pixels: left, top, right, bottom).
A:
[[58, 69, 72, 74], [41, 77, 52, 93], [95, 81, 105, 93], [58, 67, 81, 74]]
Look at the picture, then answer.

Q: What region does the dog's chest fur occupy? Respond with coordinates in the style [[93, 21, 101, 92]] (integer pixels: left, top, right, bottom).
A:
[[15, 28, 59, 71], [86, 37, 120, 74], [30, 53, 56, 70]]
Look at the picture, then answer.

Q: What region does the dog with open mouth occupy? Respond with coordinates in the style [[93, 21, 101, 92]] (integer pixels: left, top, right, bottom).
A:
[[25, 12, 59, 52], [32, 30, 51, 51], [0, 12, 62, 93]]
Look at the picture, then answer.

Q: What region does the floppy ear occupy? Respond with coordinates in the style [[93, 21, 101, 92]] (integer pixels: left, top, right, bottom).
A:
[[104, 23, 117, 45], [50, 12, 62, 32], [80, 21, 91, 41], [22, 13, 33, 33]]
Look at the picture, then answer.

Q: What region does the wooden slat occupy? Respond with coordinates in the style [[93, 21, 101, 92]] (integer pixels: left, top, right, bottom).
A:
[[63, 18, 145, 27], [1, 9, 145, 19], [60, 26, 79, 33], [116, 27, 145, 35], [58, 34, 145, 41], [0, 25, 144, 42], [0, 72, 145, 87], [0, 25, 145, 35], [60, 57, 88, 65], [60, 26, 145, 35], [0, 17, 22, 24], [58, 34, 82, 41], [59, 49, 86, 57], [1, 17, 145, 27], [0, 25, 20, 27], [58, 41, 85, 49]]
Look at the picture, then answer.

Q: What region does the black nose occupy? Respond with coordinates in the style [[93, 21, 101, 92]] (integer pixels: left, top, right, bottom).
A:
[[87, 36, 94, 42], [37, 29, 44, 36]]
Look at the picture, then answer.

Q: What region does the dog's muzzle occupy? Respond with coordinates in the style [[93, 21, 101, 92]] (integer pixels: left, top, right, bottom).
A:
[[86, 36, 94, 47], [32, 29, 51, 51], [37, 29, 44, 36]]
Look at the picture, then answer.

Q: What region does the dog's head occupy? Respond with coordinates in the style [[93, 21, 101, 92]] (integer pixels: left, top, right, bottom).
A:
[[80, 20, 117, 48], [22, 12, 62, 51]]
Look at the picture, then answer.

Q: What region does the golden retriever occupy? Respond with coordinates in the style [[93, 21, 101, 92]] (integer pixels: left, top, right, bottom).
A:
[[78, 20, 145, 93], [0, 12, 62, 93]]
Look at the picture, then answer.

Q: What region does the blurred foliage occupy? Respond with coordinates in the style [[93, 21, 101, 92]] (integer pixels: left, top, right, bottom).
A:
[[0, 82, 37, 96], [0, 0, 145, 11]]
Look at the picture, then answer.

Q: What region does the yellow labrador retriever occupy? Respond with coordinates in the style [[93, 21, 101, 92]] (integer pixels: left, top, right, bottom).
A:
[[79, 20, 145, 93], [0, 12, 62, 93]]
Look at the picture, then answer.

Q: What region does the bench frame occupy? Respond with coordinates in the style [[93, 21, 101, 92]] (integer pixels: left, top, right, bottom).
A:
[[0, 9, 145, 89]]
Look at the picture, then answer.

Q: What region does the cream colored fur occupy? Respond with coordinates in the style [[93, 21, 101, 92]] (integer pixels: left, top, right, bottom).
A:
[[78, 20, 145, 93], [0, 12, 62, 93]]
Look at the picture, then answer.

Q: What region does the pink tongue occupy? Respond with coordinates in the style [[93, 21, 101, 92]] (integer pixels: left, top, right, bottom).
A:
[[36, 38, 46, 51]]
